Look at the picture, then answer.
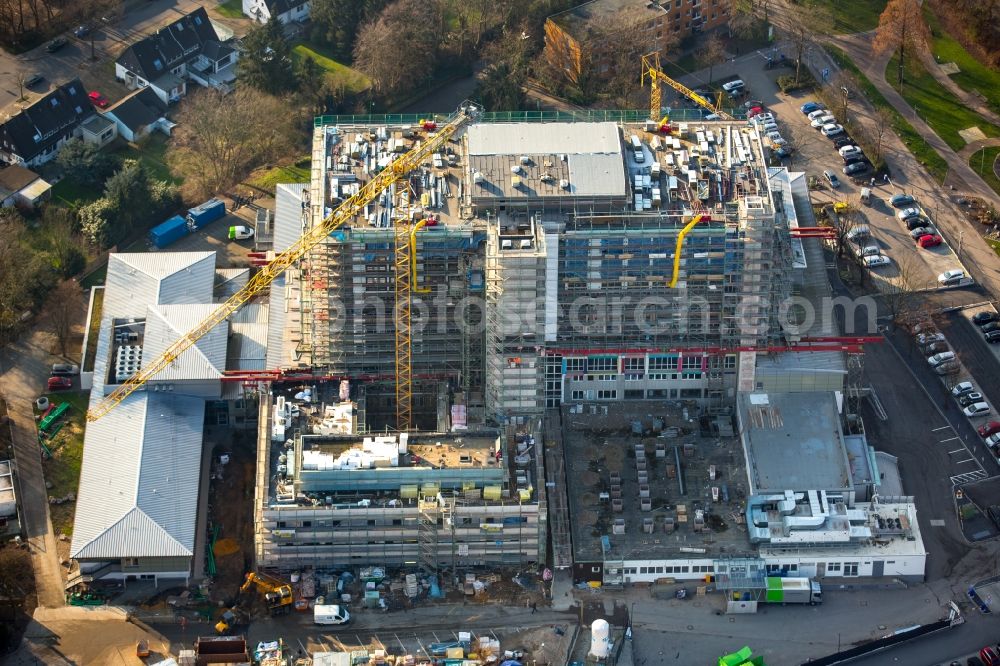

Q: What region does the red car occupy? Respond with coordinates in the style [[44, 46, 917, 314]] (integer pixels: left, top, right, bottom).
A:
[[747, 106, 764, 118], [980, 646, 1000, 666], [916, 234, 942, 248], [88, 91, 109, 108], [979, 421, 1000, 438], [47, 376, 72, 391]]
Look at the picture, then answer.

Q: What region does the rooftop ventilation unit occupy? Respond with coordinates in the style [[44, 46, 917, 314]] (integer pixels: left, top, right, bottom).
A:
[[560, 179, 570, 189]]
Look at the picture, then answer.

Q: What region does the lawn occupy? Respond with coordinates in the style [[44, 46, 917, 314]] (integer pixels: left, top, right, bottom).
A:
[[970, 146, 1000, 198], [51, 177, 103, 207], [291, 41, 372, 95], [887, 52, 1000, 152], [826, 46, 950, 182], [38, 390, 90, 537], [986, 238, 1000, 259], [924, 8, 1000, 116], [247, 157, 311, 190], [215, 0, 244, 19], [805, 0, 887, 34], [82, 287, 104, 372]]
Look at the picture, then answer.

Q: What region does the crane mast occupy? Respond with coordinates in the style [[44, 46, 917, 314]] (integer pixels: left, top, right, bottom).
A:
[[87, 103, 481, 422], [641, 52, 736, 123]]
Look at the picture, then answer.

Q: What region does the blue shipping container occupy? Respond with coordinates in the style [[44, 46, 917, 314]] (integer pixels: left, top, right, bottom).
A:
[[186, 198, 226, 229], [149, 215, 190, 248]]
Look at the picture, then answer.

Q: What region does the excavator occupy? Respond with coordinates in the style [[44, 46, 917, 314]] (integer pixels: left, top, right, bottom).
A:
[[240, 572, 294, 615]]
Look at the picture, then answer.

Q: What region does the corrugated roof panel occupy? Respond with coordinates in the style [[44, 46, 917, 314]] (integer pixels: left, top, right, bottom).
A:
[[274, 183, 307, 253], [467, 122, 622, 156], [266, 275, 287, 370], [142, 304, 228, 382]]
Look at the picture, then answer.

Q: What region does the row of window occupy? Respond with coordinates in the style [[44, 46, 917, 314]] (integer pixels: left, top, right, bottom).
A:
[[565, 355, 736, 373], [624, 564, 714, 575]]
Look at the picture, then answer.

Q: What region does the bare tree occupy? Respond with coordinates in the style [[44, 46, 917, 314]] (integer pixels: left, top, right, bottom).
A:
[[167, 89, 299, 199], [726, 0, 758, 39], [873, 0, 930, 89], [588, 14, 680, 108], [47, 281, 84, 358], [698, 35, 728, 85], [877, 253, 918, 323], [353, 0, 441, 98], [870, 106, 894, 167]]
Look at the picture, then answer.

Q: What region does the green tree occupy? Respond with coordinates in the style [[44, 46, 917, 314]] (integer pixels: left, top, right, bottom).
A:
[[103, 159, 150, 242], [475, 30, 531, 111], [311, 0, 375, 59], [40, 207, 86, 278], [238, 17, 296, 95], [56, 138, 118, 186], [296, 54, 326, 105], [78, 198, 115, 248]]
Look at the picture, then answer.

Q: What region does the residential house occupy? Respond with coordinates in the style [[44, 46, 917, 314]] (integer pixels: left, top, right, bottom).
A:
[[0, 165, 51, 209], [0, 78, 96, 167], [101, 87, 174, 142], [544, 0, 730, 83], [78, 115, 118, 149], [115, 7, 238, 105], [243, 0, 311, 24]]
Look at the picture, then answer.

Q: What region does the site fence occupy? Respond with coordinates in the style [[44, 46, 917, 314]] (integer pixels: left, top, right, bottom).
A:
[[314, 108, 743, 127]]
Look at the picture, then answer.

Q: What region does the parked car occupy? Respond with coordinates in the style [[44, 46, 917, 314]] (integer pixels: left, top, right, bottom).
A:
[[832, 135, 854, 148], [862, 254, 890, 268], [890, 193, 916, 208], [953, 381, 975, 396], [982, 322, 1000, 333], [986, 330, 1000, 344], [938, 269, 966, 285], [977, 420, 1000, 436], [858, 244, 881, 257], [909, 226, 936, 239], [747, 106, 765, 118], [917, 234, 943, 248], [964, 402, 991, 418], [51, 363, 79, 376], [821, 123, 845, 137], [811, 114, 836, 128], [934, 361, 961, 375], [766, 131, 787, 146], [845, 225, 870, 242], [73, 24, 90, 38], [823, 170, 841, 188], [973, 312, 999, 326], [843, 162, 870, 176], [843, 155, 867, 167], [722, 79, 745, 92], [46, 376, 72, 391], [88, 91, 109, 108], [897, 207, 922, 220], [960, 392, 985, 407], [983, 647, 1000, 666], [760, 122, 779, 134], [906, 216, 931, 231], [928, 351, 956, 367], [771, 146, 793, 159], [752, 112, 775, 124], [838, 145, 863, 158], [917, 332, 945, 346], [24, 72, 44, 87], [923, 342, 950, 355], [800, 101, 823, 114], [986, 432, 1000, 448], [45, 37, 68, 52]]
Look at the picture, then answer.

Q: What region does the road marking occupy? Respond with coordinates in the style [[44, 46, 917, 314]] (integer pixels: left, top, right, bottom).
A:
[[930, 519, 946, 526], [956, 458, 977, 465], [949, 448, 966, 454], [932, 425, 953, 432], [939, 437, 960, 443]]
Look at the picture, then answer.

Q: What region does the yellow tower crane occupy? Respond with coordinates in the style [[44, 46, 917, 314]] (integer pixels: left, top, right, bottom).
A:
[[641, 52, 736, 126], [87, 102, 481, 423]]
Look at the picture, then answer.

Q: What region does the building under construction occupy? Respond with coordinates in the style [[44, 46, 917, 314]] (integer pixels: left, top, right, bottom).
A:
[[265, 112, 802, 432]]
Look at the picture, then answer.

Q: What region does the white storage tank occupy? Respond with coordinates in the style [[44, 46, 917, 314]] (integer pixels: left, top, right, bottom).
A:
[[589, 619, 611, 658]]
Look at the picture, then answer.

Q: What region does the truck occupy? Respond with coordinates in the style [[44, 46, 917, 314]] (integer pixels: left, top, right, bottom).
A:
[[764, 576, 822, 605], [149, 214, 190, 248], [313, 604, 350, 625], [186, 198, 226, 230]]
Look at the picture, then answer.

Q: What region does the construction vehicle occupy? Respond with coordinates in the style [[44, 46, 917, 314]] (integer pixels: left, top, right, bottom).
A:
[[214, 606, 250, 635], [240, 572, 294, 614], [86, 101, 482, 425], [136, 639, 150, 658], [641, 52, 736, 129], [761, 577, 822, 605]]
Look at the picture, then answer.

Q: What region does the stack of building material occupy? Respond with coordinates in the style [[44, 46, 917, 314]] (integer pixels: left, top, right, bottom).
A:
[[404, 574, 419, 598]]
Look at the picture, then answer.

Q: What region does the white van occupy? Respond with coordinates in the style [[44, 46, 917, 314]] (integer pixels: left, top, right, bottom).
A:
[[860, 187, 872, 205], [314, 604, 351, 625]]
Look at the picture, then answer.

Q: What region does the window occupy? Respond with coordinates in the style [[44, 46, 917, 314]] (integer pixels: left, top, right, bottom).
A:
[[826, 563, 840, 572], [649, 356, 678, 371], [301, 521, 311, 528], [682, 356, 702, 370], [724, 354, 737, 369], [123, 558, 139, 567], [654, 567, 664, 574], [216, 411, 228, 425], [597, 390, 617, 400], [589, 356, 616, 372], [571, 390, 585, 400], [624, 390, 644, 399], [844, 562, 859, 576], [623, 357, 644, 373], [194, 15, 203, 24]]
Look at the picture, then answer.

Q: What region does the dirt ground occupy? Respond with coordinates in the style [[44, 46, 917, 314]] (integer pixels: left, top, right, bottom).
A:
[[206, 431, 256, 606]]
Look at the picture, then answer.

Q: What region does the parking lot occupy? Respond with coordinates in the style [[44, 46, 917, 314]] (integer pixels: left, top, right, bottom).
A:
[[142, 206, 262, 268]]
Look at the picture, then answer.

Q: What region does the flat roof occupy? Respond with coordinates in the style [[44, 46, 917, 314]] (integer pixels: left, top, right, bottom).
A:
[[470, 153, 627, 200], [739, 392, 853, 494], [467, 122, 622, 156], [549, 0, 665, 38]]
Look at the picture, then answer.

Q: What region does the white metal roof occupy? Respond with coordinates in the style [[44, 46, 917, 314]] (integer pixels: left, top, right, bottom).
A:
[[466, 122, 622, 156], [71, 392, 204, 559], [227, 303, 269, 371], [142, 303, 228, 381], [104, 252, 216, 320]]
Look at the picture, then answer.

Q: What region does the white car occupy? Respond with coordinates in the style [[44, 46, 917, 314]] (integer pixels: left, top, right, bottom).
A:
[[938, 269, 966, 285], [927, 351, 956, 367], [986, 432, 1000, 449], [839, 145, 863, 158], [896, 207, 921, 220], [821, 123, 845, 137], [845, 225, 870, 241], [807, 109, 828, 122], [964, 402, 991, 418], [916, 332, 945, 346], [811, 114, 836, 128], [858, 245, 881, 257], [951, 381, 974, 396], [862, 254, 890, 268], [722, 80, 745, 92], [753, 113, 775, 124], [766, 132, 787, 146], [228, 225, 255, 240]]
